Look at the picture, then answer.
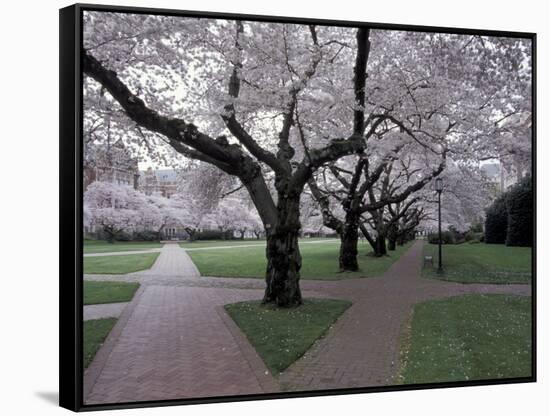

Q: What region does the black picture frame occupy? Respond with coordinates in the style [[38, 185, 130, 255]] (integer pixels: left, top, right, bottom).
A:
[[60, 3, 537, 412]]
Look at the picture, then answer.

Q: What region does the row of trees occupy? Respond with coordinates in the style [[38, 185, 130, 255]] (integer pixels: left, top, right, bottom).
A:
[[82, 13, 532, 305], [84, 181, 263, 242]]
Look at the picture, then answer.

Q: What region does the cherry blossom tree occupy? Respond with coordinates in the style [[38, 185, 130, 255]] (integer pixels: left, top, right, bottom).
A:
[[300, 192, 334, 237], [143, 193, 188, 240], [168, 193, 211, 241], [386, 202, 427, 250], [83, 15, 372, 306], [82, 12, 531, 305], [421, 161, 493, 233], [309, 139, 445, 266], [303, 29, 531, 269], [84, 181, 145, 242]]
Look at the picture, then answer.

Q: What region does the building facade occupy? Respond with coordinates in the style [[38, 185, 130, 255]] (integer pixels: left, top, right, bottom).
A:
[[139, 168, 179, 198], [83, 139, 140, 191]]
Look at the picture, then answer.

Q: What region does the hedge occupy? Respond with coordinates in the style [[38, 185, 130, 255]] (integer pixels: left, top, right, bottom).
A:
[[505, 176, 533, 247], [484, 194, 508, 244], [428, 231, 457, 245]]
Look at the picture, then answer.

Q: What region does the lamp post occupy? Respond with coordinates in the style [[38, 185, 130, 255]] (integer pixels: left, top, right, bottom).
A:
[[435, 177, 443, 274]]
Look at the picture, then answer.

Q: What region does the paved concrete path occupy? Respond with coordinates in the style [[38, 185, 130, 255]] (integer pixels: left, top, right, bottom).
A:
[[84, 302, 128, 321], [133, 242, 201, 277], [84, 240, 531, 404]]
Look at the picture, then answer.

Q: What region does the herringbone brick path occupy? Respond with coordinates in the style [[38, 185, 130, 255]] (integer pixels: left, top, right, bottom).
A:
[[85, 285, 277, 404], [84, 243, 276, 404], [278, 241, 531, 391]]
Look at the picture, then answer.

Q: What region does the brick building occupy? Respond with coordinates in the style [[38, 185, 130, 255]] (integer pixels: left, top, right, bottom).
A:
[[83, 139, 140, 190], [139, 168, 180, 198]]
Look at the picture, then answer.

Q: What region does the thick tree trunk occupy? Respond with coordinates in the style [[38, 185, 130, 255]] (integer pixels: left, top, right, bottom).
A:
[[387, 223, 397, 251], [359, 223, 377, 253], [157, 225, 165, 242], [339, 231, 359, 271], [339, 213, 360, 271], [262, 194, 303, 307], [104, 227, 115, 243], [374, 234, 387, 257], [185, 228, 197, 242]]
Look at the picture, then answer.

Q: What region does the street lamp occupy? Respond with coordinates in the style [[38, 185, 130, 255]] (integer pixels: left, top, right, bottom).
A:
[[435, 177, 443, 274]]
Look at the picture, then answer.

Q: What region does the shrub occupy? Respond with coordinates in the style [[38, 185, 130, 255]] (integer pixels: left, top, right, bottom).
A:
[[195, 230, 234, 240], [464, 231, 484, 242], [469, 222, 484, 233], [114, 231, 133, 242], [96, 229, 131, 242], [134, 230, 160, 241], [485, 194, 508, 244], [449, 226, 466, 244], [505, 176, 533, 247], [428, 231, 456, 245]]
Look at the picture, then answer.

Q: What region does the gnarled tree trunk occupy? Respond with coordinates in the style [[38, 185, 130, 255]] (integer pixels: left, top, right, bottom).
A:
[[262, 193, 303, 307], [387, 223, 397, 251], [339, 212, 360, 271], [374, 234, 387, 257]]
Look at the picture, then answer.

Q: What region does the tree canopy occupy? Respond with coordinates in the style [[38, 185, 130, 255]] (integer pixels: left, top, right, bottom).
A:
[[82, 11, 532, 305]]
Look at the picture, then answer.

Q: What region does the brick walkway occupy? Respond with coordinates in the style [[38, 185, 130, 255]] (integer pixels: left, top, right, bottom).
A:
[[84, 240, 531, 404], [85, 286, 276, 404], [278, 241, 531, 391], [84, 243, 281, 404]]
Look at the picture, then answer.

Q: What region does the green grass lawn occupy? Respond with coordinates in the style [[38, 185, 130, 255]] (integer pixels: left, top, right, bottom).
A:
[[179, 238, 334, 249], [179, 239, 268, 249], [84, 240, 162, 254], [84, 318, 117, 368], [423, 242, 532, 284], [84, 281, 140, 305], [225, 298, 352, 374], [83, 252, 160, 274], [399, 294, 532, 384], [187, 240, 412, 280]]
